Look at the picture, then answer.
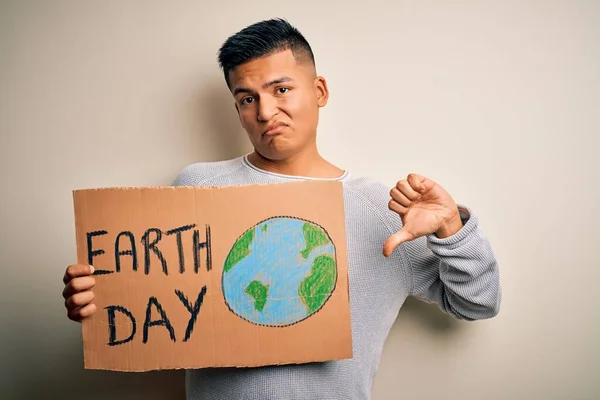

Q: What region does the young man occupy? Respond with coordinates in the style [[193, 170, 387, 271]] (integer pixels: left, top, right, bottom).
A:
[[62, 18, 501, 400]]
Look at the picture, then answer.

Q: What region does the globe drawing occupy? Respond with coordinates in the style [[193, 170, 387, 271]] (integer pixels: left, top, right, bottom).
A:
[[222, 216, 337, 327]]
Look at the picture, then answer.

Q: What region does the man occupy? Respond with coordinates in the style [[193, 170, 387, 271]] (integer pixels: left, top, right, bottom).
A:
[[62, 18, 501, 400]]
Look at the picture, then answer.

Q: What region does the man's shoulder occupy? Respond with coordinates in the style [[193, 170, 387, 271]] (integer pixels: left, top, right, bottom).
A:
[[171, 156, 245, 186], [343, 174, 393, 210], [344, 174, 390, 198], [342, 174, 401, 233]]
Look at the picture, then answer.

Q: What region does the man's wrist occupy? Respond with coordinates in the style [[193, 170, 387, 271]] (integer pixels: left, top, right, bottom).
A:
[[435, 209, 464, 238]]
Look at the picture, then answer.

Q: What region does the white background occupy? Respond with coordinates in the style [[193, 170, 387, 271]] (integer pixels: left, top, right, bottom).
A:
[[1, 1, 598, 399]]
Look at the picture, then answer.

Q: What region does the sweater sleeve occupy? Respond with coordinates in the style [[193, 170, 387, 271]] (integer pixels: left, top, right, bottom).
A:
[[401, 205, 502, 320]]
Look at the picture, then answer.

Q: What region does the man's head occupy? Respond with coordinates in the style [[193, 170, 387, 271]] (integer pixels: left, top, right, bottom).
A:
[[218, 18, 329, 161]]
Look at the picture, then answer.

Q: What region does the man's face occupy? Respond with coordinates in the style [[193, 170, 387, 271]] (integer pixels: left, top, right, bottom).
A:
[[228, 49, 328, 161]]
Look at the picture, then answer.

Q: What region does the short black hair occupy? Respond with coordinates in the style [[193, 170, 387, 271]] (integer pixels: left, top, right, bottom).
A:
[[218, 18, 315, 88]]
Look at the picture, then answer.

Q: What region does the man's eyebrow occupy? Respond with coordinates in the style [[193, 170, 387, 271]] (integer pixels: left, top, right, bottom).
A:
[[233, 77, 294, 97], [233, 87, 251, 96], [263, 76, 293, 88]]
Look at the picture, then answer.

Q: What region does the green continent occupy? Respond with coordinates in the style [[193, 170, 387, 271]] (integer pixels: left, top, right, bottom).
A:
[[261, 223, 268, 232], [245, 280, 269, 312], [224, 228, 255, 273], [298, 255, 336, 314], [301, 222, 330, 259]]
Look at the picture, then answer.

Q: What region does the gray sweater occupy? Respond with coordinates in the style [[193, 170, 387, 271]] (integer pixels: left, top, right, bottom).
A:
[[172, 155, 501, 400]]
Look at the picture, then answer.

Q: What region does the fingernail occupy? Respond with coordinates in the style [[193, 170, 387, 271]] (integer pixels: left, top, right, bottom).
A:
[[89, 265, 94, 273]]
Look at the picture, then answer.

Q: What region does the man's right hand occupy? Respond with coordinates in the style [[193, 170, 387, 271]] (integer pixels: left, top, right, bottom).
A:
[[63, 264, 97, 322]]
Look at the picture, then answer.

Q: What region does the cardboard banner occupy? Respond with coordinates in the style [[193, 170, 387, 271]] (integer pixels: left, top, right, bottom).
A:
[[72, 180, 352, 371]]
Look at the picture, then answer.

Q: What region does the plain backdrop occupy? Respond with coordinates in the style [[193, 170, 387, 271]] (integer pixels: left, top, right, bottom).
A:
[[1, 1, 598, 399]]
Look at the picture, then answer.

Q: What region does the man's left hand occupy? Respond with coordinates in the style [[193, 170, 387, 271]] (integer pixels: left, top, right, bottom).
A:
[[383, 173, 463, 257]]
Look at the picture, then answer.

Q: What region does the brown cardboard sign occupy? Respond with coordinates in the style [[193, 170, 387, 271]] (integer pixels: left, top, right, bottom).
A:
[[72, 181, 352, 372]]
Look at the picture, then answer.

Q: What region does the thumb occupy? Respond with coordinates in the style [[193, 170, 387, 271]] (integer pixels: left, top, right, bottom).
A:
[[408, 173, 436, 194], [383, 229, 413, 257]]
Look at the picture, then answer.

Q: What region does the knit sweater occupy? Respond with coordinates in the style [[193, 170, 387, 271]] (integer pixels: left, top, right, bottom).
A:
[[172, 155, 501, 400]]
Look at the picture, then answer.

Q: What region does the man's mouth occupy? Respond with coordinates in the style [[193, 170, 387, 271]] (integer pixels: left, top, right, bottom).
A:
[[263, 122, 286, 136]]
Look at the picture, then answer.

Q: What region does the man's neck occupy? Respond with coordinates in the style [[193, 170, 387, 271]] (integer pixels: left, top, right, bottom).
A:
[[247, 150, 344, 179]]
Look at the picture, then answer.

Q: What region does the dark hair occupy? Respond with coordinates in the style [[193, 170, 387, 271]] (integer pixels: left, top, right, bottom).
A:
[[218, 18, 315, 87]]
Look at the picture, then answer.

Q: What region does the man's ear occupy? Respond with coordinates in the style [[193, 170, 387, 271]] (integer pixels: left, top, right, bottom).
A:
[[314, 76, 329, 107]]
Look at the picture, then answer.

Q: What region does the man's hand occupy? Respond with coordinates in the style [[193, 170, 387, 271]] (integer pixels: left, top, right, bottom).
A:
[[63, 264, 97, 322], [383, 173, 463, 257]]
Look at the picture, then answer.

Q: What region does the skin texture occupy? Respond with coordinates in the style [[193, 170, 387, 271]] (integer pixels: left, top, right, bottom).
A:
[[62, 48, 463, 322]]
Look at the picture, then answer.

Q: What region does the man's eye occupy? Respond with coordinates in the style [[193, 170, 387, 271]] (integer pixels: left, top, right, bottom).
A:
[[241, 97, 255, 105], [277, 87, 289, 94]]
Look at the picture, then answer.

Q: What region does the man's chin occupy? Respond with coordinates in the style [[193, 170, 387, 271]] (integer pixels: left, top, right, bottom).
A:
[[254, 144, 297, 162]]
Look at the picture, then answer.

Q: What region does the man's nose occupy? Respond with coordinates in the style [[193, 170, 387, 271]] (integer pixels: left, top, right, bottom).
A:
[[257, 95, 278, 122]]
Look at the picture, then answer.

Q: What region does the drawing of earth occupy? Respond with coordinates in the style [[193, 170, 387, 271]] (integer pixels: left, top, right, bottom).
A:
[[222, 216, 337, 327]]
